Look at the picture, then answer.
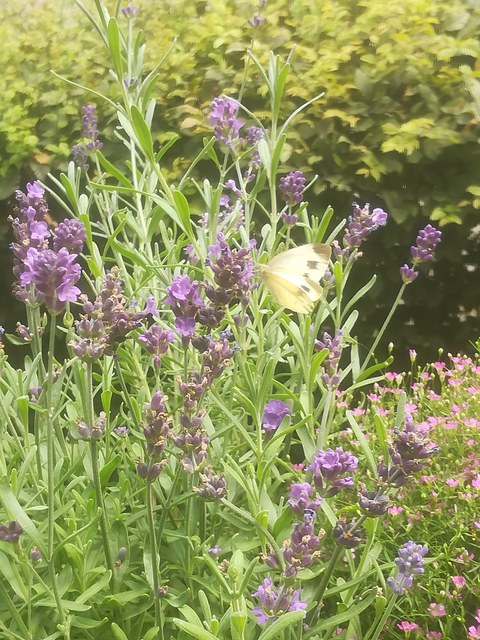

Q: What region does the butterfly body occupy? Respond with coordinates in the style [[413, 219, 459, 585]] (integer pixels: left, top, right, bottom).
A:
[[259, 243, 331, 314]]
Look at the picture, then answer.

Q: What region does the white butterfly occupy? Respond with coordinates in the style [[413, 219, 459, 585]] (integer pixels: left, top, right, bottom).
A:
[[259, 243, 331, 314]]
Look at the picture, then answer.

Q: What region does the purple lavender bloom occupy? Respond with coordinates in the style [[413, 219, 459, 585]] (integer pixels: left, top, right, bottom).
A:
[[400, 264, 419, 284], [165, 275, 205, 317], [410, 224, 442, 264], [399, 224, 442, 284], [30, 547, 42, 561], [121, 5, 140, 18], [21, 181, 45, 203], [315, 331, 343, 388], [333, 518, 365, 549], [143, 391, 172, 459], [208, 96, 245, 150], [389, 414, 438, 474], [175, 317, 196, 344], [20, 247, 81, 314], [205, 233, 256, 306], [358, 487, 389, 517], [248, 15, 265, 27], [72, 104, 102, 168], [281, 211, 298, 226], [194, 467, 227, 501], [246, 126, 264, 146], [10, 182, 51, 294], [0, 521, 24, 543], [53, 219, 86, 254], [71, 268, 157, 357], [309, 447, 358, 495], [387, 541, 428, 595], [279, 171, 306, 207], [72, 144, 89, 170], [288, 482, 323, 515], [143, 391, 172, 466], [246, 125, 265, 168], [209, 545, 222, 556], [198, 334, 235, 384], [282, 518, 323, 577], [139, 325, 176, 367], [262, 399, 291, 433], [81, 105, 102, 148], [334, 202, 388, 259], [225, 179, 242, 197], [77, 413, 106, 441], [184, 243, 199, 265], [252, 577, 307, 624]]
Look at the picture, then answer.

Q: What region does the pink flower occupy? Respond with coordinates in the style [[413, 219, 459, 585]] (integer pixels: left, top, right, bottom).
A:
[[454, 550, 474, 564], [427, 390, 441, 401], [388, 505, 403, 516], [385, 372, 402, 381], [451, 575, 466, 589], [397, 621, 419, 632], [426, 632, 442, 639], [377, 408, 390, 416], [472, 474, 480, 489], [405, 403, 418, 414], [475, 609, 480, 624], [443, 421, 458, 430], [428, 603, 446, 617], [465, 419, 480, 428], [446, 478, 459, 487], [468, 625, 480, 639], [351, 408, 365, 416], [448, 378, 463, 387]]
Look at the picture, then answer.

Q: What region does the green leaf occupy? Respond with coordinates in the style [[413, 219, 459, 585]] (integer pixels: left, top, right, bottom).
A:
[[345, 411, 377, 475], [131, 106, 155, 161], [111, 623, 129, 640], [71, 616, 107, 629], [0, 476, 43, 553], [97, 151, 134, 188], [172, 619, 218, 640], [75, 571, 112, 604], [305, 591, 377, 636], [99, 455, 122, 489], [107, 18, 123, 79], [173, 191, 193, 236], [156, 134, 180, 162], [258, 610, 306, 640]]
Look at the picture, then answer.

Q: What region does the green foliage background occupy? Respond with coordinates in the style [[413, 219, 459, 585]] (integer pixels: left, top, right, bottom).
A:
[[1, 0, 479, 364]]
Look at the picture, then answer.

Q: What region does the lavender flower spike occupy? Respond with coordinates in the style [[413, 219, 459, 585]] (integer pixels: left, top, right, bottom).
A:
[[309, 447, 358, 495], [334, 202, 388, 259], [252, 577, 307, 624], [208, 95, 244, 150], [280, 171, 306, 207], [410, 224, 442, 264], [262, 400, 291, 433], [387, 541, 428, 595], [21, 247, 82, 314]]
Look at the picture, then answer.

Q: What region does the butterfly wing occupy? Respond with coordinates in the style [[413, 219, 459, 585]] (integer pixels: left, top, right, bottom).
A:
[[260, 243, 331, 313], [266, 244, 331, 282]]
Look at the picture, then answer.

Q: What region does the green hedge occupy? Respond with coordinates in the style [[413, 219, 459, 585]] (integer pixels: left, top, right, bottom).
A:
[[1, 0, 479, 364]]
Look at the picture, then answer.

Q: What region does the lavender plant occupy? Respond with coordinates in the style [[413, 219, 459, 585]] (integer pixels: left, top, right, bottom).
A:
[[0, 3, 444, 640]]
